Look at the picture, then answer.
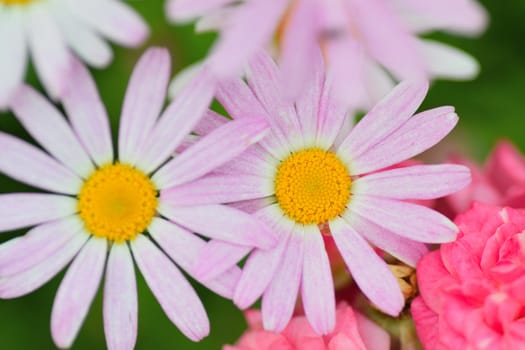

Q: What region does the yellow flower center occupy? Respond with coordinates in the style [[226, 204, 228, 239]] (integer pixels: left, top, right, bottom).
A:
[[275, 148, 351, 225], [78, 164, 158, 243], [0, 0, 37, 5]]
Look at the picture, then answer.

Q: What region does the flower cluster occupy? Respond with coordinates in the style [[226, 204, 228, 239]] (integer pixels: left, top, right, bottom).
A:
[[4, 1, 525, 350]]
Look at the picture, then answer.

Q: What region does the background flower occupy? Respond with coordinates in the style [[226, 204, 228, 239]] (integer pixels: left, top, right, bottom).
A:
[[412, 203, 525, 349]]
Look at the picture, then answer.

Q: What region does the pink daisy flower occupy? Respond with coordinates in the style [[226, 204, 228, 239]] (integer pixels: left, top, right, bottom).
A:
[[167, 0, 487, 107], [0, 0, 148, 108], [0, 48, 274, 349], [187, 51, 471, 334]]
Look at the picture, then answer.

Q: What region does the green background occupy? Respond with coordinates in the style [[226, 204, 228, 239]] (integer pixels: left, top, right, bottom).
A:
[[0, 0, 524, 348]]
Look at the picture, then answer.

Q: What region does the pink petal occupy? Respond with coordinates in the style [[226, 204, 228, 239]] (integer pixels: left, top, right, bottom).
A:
[[215, 78, 268, 121], [138, 68, 215, 173], [349, 195, 458, 243], [104, 243, 138, 350], [348, 106, 458, 175], [234, 210, 292, 309], [160, 173, 271, 206], [485, 140, 525, 194], [55, 11, 112, 68], [61, 59, 114, 166], [301, 226, 336, 335], [213, 145, 277, 178], [66, 0, 148, 47], [0, 216, 82, 276], [192, 240, 250, 281], [354, 312, 391, 350], [353, 164, 471, 200], [148, 218, 241, 299], [0, 193, 76, 232], [295, 49, 325, 143], [0, 231, 89, 299], [419, 40, 479, 80], [0, 12, 27, 108], [131, 235, 209, 341], [262, 227, 304, 332], [0, 132, 83, 194], [119, 48, 171, 166], [347, 213, 428, 267], [27, 6, 73, 99], [337, 80, 429, 163], [166, 0, 237, 21], [10, 85, 94, 177], [193, 110, 228, 135], [329, 217, 404, 316], [207, 0, 288, 78], [158, 203, 277, 249], [351, 0, 426, 80], [51, 237, 107, 349], [411, 297, 440, 349], [246, 51, 303, 150], [153, 117, 269, 189]]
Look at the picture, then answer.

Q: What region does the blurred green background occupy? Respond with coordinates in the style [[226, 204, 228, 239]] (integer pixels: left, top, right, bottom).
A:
[[0, 0, 524, 348]]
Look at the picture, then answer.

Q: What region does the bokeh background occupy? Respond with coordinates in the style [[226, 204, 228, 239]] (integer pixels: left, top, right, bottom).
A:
[[0, 0, 524, 348]]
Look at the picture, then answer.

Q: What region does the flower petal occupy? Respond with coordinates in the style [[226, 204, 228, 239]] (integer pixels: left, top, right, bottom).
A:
[[0, 132, 83, 194], [262, 227, 304, 332], [61, 58, 114, 166], [131, 235, 209, 341], [27, 5, 72, 99], [51, 237, 107, 349], [192, 240, 250, 281], [104, 243, 138, 350], [193, 110, 228, 136], [329, 217, 404, 316], [353, 164, 471, 200], [158, 203, 277, 249], [301, 226, 336, 335], [160, 173, 271, 206], [0, 10, 27, 108], [348, 107, 458, 174], [0, 216, 82, 276], [138, 69, 215, 173], [119, 48, 171, 166], [0, 193, 77, 232], [347, 213, 429, 267], [65, 0, 148, 47], [337, 80, 429, 164], [10, 85, 94, 178], [148, 218, 241, 299], [348, 195, 458, 243], [153, 117, 269, 189], [166, 0, 237, 21], [420, 40, 479, 80], [0, 231, 89, 299]]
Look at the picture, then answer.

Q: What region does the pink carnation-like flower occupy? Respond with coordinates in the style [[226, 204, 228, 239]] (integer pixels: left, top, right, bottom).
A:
[[182, 51, 471, 334], [412, 203, 525, 349], [167, 0, 487, 107], [224, 304, 390, 350], [437, 140, 525, 217], [0, 0, 149, 108], [0, 47, 275, 349]]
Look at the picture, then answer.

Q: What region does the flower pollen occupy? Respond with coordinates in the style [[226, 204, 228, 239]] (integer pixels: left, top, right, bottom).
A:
[[275, 148, 351, 225], [0, 0, 37, 5], [78, 163, 158, 243]]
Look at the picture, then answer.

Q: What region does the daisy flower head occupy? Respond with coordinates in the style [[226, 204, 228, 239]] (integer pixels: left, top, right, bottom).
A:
[[0, 48, 275, 349], [166, 0, 487, 107], [0, 0, 148, 108], [190, 51, 471, 335]]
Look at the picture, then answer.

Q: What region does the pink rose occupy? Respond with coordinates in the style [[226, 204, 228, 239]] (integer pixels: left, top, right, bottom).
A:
[[225, 304, 390, 350], [412, 203, 525, 349]]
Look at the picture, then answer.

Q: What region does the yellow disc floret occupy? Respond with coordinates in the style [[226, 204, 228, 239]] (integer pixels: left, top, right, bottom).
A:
[[0, 0, 37, 5], [78, 164, 158, 243], [275, 148, 351, 225]]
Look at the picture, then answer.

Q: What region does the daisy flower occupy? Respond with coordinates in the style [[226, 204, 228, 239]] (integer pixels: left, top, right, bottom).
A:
[[187, 51, 471, 334], [166, 0, 487, 107], [0, 0, 148, 108], [0, 48, 274, 349]]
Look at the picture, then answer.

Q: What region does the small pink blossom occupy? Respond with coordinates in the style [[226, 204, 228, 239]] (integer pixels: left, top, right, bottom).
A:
[[412, 203, 525, 349], [224, 304, 390, 350]]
